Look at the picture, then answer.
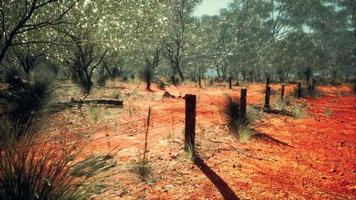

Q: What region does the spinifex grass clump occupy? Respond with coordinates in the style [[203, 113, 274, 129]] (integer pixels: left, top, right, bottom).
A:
[[223, 94, 247, 132], [291, 103, 308, 118], [0, 69, 52, 138], [0, 133, 88, 200], [129, 159, 152, 182]]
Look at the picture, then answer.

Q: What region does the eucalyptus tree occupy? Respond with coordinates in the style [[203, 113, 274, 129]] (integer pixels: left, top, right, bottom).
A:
[[57, 0, 111, 97], [198, 13, 236, 80], [0, 0, 78, 65], [12, 44, 45, 77], [164, 0, 201, 81], [135, 0, 170, 71], [181, 17, 209, 80], [222, 0, 271, 82]]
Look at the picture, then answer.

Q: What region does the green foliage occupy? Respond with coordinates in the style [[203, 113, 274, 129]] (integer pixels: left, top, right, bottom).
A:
[[71, 154, 116, 178], [69, 66, 93, 96], [0, 133, 87, 200], [97, 65, 110, 87], [0, 69, 52, 137], [237, 126, 254, 143], [89, 105, 101, 124]]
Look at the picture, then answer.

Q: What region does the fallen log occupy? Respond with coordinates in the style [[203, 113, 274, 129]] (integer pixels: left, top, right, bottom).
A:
[[50, 98, 123, 113], [69, 98, 123, 106]]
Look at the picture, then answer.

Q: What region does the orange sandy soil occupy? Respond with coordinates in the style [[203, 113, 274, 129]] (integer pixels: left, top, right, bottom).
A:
[[43, 80, 355, 200]]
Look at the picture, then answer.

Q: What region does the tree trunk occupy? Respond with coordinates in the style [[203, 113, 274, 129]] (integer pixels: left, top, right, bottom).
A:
[[176, 62, 185, 81], [216, 65, 221, 78]]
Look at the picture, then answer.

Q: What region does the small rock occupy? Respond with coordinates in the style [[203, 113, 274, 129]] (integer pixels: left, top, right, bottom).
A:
[[163, 184, 174, 192], [330, 168, 336, 173]]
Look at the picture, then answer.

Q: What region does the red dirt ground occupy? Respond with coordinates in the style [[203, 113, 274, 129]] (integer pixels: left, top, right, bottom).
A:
[[45, 81, 355, 199]]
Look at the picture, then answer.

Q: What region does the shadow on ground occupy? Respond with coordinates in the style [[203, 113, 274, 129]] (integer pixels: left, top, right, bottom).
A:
[[194, 156, 240, 200], [252, 132, 294, 148]]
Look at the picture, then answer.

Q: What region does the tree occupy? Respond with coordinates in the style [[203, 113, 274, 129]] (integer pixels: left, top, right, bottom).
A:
[[63, 29, 107, 98], [164, 0, 201, 81], [12, 44, 45, 77], [0, 0, 78, 65]]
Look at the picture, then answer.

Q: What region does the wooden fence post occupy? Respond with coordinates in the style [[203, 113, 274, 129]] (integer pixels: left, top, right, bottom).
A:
[[297, 82, 302, 98], [229, 77, 233, 89], [311, 79, 316, 91], [240, 88, 247, 119], [264, 86, 271, 109], [281, 83, 285, 100], [172, 75, 176, 86], [266, 77, 270, 88], [199, 76, 202, 88], [185, 94, 196, 153]]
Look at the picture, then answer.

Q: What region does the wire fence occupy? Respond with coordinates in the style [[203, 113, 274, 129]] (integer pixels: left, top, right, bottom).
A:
[[20, 95, 227, 164]]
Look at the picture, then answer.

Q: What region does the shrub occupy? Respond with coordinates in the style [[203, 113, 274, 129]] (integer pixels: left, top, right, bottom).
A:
[[0, 72, 52, 138], [273, 98, 287, 111], [2, 66, 23, 85], [129, 159, 152, 182], [0, 132, 87, 200], [290, 104, 307, 118], [158, 80, 166, 90], [89, 105, 101, 124], [237, 126, 254, 143], [71, 154, 116, 178], [69, 66, 93, 97], [141, 66, 154, 90], [97, 65, 110, 87]]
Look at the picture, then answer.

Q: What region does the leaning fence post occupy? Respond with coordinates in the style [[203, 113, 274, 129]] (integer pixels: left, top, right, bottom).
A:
[[184, 94, 196, 154], [264, 86, 271, 109], [297, 82, 302, 98], [281, 83, 285, 100], [229, 77, 233, 89], [240, 88, 247, 119]]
